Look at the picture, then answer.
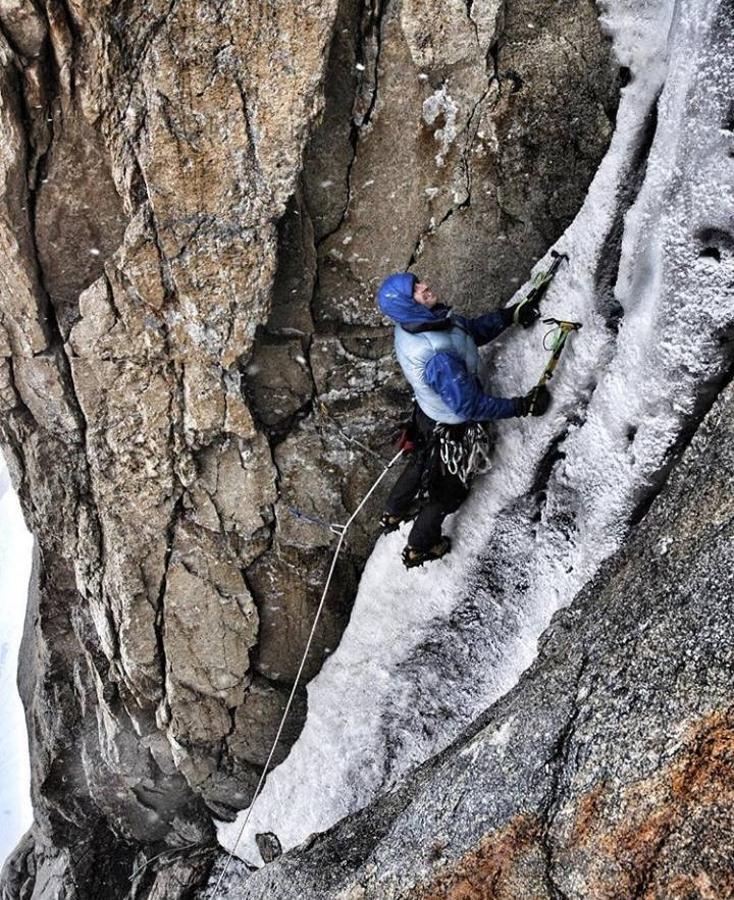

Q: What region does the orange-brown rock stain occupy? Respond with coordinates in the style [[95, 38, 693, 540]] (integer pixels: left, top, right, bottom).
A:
[[584, 708, 734, 899], [569, 781, 607, 847], [407, 814, 548, 900], [408, 709, 734, 900]]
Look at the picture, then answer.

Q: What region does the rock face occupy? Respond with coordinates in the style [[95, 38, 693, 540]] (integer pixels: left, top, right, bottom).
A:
[[207, 373, 734, 900], [0, 0, 619, 896], [0, 0, 339, 894]]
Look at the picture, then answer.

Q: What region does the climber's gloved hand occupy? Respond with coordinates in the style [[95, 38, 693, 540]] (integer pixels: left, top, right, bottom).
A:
[[512, 296, 541, 328], [514, 384, 551, 417]]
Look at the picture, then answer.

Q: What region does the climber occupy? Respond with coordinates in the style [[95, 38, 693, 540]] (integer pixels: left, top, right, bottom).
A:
[[377, 272, 550, 569]]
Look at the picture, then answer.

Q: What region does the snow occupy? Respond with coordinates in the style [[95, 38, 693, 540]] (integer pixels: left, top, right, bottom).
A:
[[218, 0, 734, 866], [421, 87, 460, 168], [0, 454, 33, 865]]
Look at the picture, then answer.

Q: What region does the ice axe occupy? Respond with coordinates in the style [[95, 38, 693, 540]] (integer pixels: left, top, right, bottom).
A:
[[513, 249, 570, 327], [524, 317, 581, 415], [537, 317, 582, 386]]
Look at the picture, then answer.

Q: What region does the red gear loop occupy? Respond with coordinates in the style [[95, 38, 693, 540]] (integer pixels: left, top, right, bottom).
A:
[[394, 426, 416, 453]]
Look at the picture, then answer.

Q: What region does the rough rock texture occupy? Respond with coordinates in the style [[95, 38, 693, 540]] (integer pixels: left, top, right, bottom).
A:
[[0, 0, 618, 896], [245, 0, 619, 703], [209, 371, 734, 900], [0, 0, 339, 894]]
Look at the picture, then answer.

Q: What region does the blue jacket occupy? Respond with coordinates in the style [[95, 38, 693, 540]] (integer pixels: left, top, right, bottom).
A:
[[377, 272, 518, 424]]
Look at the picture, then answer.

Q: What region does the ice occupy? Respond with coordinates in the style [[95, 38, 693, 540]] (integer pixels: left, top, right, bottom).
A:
[[218, 0, 733, 866], [0, 455, 33, 865]]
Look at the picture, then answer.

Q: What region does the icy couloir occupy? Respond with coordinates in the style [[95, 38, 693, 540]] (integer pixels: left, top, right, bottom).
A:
[[210, 366, 734, 899], [216, 0, 734, 870]]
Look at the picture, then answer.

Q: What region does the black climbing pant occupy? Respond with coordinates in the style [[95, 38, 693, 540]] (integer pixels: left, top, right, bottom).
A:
[[385, 407, 470, 551]]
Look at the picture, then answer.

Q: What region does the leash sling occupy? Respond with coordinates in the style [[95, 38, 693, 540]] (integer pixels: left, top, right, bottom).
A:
[[211, 448, 405, 897]]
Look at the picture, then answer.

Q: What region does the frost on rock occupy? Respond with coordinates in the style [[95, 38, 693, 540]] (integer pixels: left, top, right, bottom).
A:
[[422, 86, 460, 168], [218, 0, 734, 868]]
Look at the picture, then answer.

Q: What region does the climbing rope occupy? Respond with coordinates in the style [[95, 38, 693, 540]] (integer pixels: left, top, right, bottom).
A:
[[211, 447, 406, 897], [317, 401, 393, 463]]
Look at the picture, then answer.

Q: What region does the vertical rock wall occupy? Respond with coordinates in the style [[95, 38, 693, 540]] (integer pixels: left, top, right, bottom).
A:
[[0, 0, 618, 895], [0, 1, 338, 894], [243, 0, 619, 724]]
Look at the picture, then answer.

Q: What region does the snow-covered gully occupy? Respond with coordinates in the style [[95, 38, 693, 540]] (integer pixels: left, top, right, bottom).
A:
[[219, 0, 734, 868], [0, 455, 33, 864]]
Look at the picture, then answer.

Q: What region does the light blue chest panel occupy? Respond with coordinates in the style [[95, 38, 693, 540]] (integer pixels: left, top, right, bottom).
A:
[[394, 320, 482, 424]]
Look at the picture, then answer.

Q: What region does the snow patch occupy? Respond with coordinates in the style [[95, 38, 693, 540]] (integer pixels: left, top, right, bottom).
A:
[[0, 454, 33, 866], [422, 87, 460, 168], [485, 719, 513, 749]]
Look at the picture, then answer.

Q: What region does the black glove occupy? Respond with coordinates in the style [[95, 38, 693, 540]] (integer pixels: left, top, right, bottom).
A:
[[514, 384, 551, 417], [512, 296, 541, 328]]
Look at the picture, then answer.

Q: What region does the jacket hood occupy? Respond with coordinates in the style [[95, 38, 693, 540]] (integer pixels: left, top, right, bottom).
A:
[[377, 272, 450, 325]]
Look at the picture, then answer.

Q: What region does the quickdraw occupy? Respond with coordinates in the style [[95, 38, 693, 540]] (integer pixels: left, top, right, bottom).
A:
[[287, 505, 346, 536], [435, 422, 493, 487]]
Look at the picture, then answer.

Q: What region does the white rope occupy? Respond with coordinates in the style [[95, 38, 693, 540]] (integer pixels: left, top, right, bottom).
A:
[[211, 448, 405, 897]]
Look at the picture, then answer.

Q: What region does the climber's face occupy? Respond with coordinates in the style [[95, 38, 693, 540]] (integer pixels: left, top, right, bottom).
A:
[[413, 281, 439, 308]]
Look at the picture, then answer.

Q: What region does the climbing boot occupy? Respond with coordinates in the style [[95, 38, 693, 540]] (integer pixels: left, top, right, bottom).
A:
[[401, 536, 452, 569], [379, 508, 419, 535]]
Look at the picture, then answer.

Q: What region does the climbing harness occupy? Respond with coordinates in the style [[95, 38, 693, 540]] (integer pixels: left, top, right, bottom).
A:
[[513, 249, 569, 326], [211, 447, 406, 898], [434, 421, 493, 487], [392, 402, 419, 454]]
